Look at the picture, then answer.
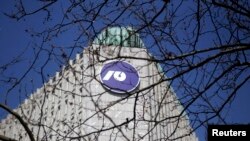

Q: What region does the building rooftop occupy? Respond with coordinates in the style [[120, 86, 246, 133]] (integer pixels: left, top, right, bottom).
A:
[[92, 26, 145, 48]]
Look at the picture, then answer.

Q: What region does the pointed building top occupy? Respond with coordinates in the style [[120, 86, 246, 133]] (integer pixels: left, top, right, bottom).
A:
[[92, 26, 145, 48]]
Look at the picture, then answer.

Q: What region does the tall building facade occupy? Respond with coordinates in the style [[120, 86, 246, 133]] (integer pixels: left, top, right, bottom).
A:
[[0, 27, 198, 141]]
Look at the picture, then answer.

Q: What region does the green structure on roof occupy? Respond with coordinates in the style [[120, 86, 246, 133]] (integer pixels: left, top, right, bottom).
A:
[[93, 27, 145, 48]]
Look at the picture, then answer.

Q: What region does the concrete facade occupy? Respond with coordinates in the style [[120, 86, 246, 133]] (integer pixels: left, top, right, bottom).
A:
[[0, 45, 198, 141]]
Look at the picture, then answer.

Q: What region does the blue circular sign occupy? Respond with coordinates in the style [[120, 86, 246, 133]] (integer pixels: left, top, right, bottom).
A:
[[100, 61, 140, 94]]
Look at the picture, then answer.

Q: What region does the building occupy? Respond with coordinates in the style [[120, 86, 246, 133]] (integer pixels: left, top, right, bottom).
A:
[[0, 27, 198, 141]]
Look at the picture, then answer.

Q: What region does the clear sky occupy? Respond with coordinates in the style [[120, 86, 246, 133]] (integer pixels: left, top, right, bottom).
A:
[[0, 1, 250, 141]]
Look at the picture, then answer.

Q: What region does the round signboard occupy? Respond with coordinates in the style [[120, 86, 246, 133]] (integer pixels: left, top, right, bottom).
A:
[[100, 61, 140, 94]]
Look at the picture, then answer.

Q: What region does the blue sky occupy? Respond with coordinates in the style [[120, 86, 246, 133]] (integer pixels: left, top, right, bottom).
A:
[[1, 1, 250, 141]]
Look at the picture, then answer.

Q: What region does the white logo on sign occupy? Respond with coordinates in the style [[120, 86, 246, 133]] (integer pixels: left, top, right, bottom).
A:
[[103, 71, 126, 81]]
